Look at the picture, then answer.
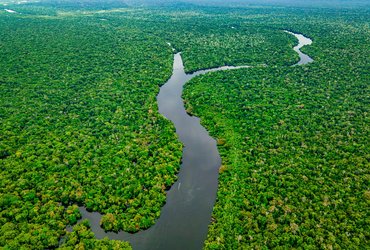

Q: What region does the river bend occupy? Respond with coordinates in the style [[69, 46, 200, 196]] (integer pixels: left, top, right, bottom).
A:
[[78, 31, 313, 250]]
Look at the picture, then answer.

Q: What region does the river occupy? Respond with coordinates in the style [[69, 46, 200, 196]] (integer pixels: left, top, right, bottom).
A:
[[77, 31, 313, 250]]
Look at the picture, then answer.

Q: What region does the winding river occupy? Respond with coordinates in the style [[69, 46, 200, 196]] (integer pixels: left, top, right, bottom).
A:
[[78, 31, 313, 250]]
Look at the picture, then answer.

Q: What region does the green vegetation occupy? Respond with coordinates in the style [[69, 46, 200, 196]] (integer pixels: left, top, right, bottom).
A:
[[1, 1, 368, 249], [141, 6, 299, 72], [184, 8, 369, 249], [163, 12, 298, 73], [0, 6, 181, 249], [0, 4, 307, 248], [59, 220, 131, 249]]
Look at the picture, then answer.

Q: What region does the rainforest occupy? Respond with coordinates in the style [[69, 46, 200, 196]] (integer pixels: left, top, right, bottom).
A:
[[0, 0, 369, 249]]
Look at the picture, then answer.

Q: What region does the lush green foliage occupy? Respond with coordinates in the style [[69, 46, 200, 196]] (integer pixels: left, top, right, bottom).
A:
[[1, 2, 368, 249], [184, 8, 369, 249], [140, 6, 299, 73], [59, 220, 131, 249], [0, 7, 182, 249], [0, 6, 308, 249], [166, 13, 298, 73]]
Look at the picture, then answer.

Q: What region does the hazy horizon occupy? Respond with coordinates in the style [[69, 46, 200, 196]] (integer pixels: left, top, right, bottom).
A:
[[1, 0, 370, 8], [124, 0, 370, 8]]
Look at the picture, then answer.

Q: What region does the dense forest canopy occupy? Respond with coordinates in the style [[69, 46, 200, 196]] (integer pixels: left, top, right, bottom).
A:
[[0, 0, 369, 249], [184, 6, 369, 250]]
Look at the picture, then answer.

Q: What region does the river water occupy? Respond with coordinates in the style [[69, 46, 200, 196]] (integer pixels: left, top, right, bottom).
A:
[[285, 31, 313, 65], [77, 31, 313, 250]]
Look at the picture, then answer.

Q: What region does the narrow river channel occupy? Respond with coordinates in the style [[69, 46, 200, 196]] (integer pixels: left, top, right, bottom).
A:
[[78, 31, 313, 250]]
